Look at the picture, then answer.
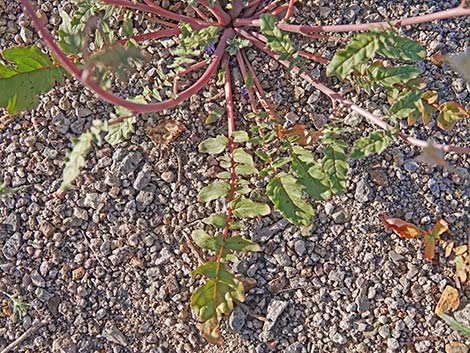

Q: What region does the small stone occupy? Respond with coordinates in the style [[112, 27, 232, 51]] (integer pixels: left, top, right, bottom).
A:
[[31, 270, 46, 287], [427, 178, 440, 197], [344, 111, 363, 126], [332, 332, 347, 345], [261, 300, 288, 338], [286, 112, 299, 123], [96, 308, 107, 320], [387, 338, 400, 350], [72, 267, 85, 281], [285, 343, 305, 353], [133, 171, 151, 190], [389, 250, 404, 263], [355, 287, 369, 312], [267, 276, 286, 293], [35, 288, 52, 302], [229, 306, 246, 332], [75, 107, 92, 118], [161, 171, 175, 183], [40, 222, 55, 237], [136, 190, 155, 208], [404, 160, 418, 172], [155, 248, 172, 266], [294, 239, 306, 256], [59, 96, 71, 111], [378, 325, 391, 338], [355, 177, 374, 203], [2, 235, 21, 260], [455, 304, 470, 326], [328, 270, 345, 282], [331, 209, 351, 224], [47, 296, 60, 317], [51, 113, 70, 134], [102, 325, 128, 346], [445, 342, 469, 353]]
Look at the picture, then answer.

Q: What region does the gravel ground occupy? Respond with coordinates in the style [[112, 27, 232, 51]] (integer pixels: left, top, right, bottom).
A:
[[1, 0, 470, 352]]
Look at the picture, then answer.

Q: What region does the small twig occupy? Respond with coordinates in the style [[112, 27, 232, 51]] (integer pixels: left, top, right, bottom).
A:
[[0, 321, 47, 353], [82, 233, 110, 273], [176, 154, 183, 185]]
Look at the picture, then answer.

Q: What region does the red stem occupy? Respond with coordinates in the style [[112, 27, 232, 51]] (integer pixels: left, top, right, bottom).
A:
[[22, 0, 234, 113], [216, 54, 237, 265], [196, 0, 232, 26], [102, 0, 212, 30], [191, 5, 212, 22], [234, 6, 470, 33], [284, 0, 296, 21], [298, 50, 330, 65], [235, 50, 259, 114], [238, 28, 470, 155]]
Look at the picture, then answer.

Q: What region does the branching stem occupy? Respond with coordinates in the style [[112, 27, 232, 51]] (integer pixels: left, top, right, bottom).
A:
[[238, 28, 470, 155]]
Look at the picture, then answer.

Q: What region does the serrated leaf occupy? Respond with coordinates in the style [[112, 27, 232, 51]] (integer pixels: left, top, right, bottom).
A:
[[266, 173, 314, 226], [231, 197, 270, 218], [0, 47, 64, 115], [260, 14, 297, 60], [327, 32, 378, 79], [105, 116, 136, 146], [198, 181, 231, 202], [225, 236, 261, 252], [350, 131, 390, 160], [199, 135, 229, 154], [191, 230, 222, 252], [191, 263, 245, 343], [437, 102, 468, 131], [291, 147, 331, 200], [60, 133, 94, 190]]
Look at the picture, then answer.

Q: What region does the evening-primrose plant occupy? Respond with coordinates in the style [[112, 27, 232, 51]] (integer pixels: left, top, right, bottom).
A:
[[1, 0, 470, 343]]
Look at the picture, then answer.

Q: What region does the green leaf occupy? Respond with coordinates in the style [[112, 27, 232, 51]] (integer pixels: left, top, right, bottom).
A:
[[203, 214, 228, 228], [198, 135, 229, 154], [191, 263, 245, 343], [198, 181, 231, 202], [60, 133, 94, 191], [327, 32, 378, 79], [233, 148, 254, 166], [105, 116, 136, 146], [0, 47, 64, 115], [322, 141, 349, 195], [232, 131, 249, 143], [291, 147, 332, 200], [437, 102, 468, 131], [373, 65, 421, 88], [413, 90, 438, 125], [191, 230, 222, 252], [266, 173, 314, 226], [231, 197, 271, 218], [389, 90, 423, 118], [377, 32, 426, 62], [225, 236, 261, 252], [205, 107, 225, 124], [350, 131, 390, 160], [235, 164, 258, 176], [438, 314, 470, 336], [260, 14, 297, 60]]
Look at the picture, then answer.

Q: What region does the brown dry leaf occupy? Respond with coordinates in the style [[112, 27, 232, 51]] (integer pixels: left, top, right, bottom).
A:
[[435, 285, 459, 315], [430, 51, 446, 66], [368, 166, 388, 186], [380, 214, 426, 239], [444, 241, 455, 258], [145, 120, 186, 148], [1, 302, 12, 317], [424, 219, 449, 261], [278, 124, 322, 145]]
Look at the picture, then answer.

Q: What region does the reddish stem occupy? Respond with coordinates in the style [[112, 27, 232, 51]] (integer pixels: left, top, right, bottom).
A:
[[103, 0, 212, 30], [235, 6, 470, 33], [22, 0, 234, 114], [235, 50, 260, 114], [284, 0, 296, 21], [243, 0, 263, 17], [191, 5, 212, 22], [216, 54, 237, 265], [271, 4, 289, 16], [298, 50, 330, 65], [196, 0, 232, 26], [238, 28, 470, 155]]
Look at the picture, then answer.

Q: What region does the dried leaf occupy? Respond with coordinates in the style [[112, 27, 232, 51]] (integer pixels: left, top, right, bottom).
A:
[[435, 285, 459, 315], [444, 241, 455, 258], [430, 51, 445, 66], [424, 219, 449, 261], [145, 120, 186, 148], [455, 245, 468, 256], [380, 214, 426, 238]]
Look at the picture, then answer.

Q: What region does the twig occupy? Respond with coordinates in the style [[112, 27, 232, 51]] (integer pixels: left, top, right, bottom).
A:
[[0, 321, 47, 353]]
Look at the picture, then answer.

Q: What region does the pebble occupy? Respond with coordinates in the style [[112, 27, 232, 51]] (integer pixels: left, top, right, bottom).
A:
[[293, 239, 306, 256], [355, 177, 374, 203], [229, 306, 246, 332], [2, 235, 21, 259], [30, 270, 46, 287], [331, 209, 350, 224], [445, 342, 469, 353], [404, 160, 419, 172], [261, 300, 288, 338], [161, 171, 175, 183]]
